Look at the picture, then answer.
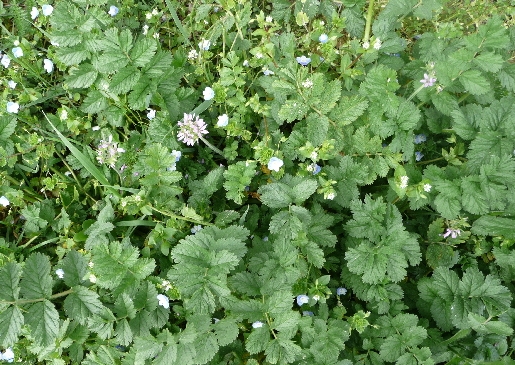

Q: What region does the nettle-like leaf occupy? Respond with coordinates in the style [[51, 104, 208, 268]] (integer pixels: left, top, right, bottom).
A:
[[64, 286, 104, 325], [168, 225, 250, 314], [300, 318, 351, 364], [223, 160, 257, 204], [259, 174, 318, 209]]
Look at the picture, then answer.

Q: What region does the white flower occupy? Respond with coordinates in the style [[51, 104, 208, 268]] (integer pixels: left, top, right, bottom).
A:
[[217, 114, 229, 127], [302, 79, 313, 88], [373, 38, 382, 50], [152, 8, 159, 16], [147, 108, 156, 120], [203, 86, 215, 100], [0, 196, 9, 207], [43, 58, 54, 73], [13, 41, 19, 47], [423, 184, 432, 192], [363, 41, 370, 50], [88, 262, 94, 268], [108, 5, 119, 16], [50, 40, 59, 47], [42, 4, 54, 16], [92, 126, 100, 131], [187, 49, 198, 59], [243, 60, 249, 67], [255, 52, 263, 59], [12, 47, 23, 58], [310, 151, 318, 160], [263, 69, 274, 76], [146, 12, 153, 19], [319, 33, 329, 43], [1, 54, 11, 68], [60, 109, 68, 120], [8, 80, 16, 89], [268, 157, 283, 172], [6, 102, 19, 114], [142, 24, 149, 35], [157, 294, 170, 309], [55, 269, 64, 279], [199, 39, 211, 51], [312, 295, 320, 302], [153, 33, 160, 39], [89, 274, 97, 283], [400, 175, 409, 189], [252, 321, 264, 328], [161, 280, 172, 291], [326, 192, 335, 200], [0, 348, 14, 363], [31, 7, 39, 19], [265, 15, 273, 22], [191, 225, 203, 234], [171, 150, 182, 162]]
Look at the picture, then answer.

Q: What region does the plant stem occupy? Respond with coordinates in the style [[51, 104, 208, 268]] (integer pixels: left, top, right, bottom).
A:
[[199, 135, 226, 158], [363, 0, 376, 43]]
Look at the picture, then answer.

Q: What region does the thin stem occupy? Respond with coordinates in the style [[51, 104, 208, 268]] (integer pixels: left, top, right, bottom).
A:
[[199, 135, 226, 158], [150, 206, 214, 226], [363, 0, 376, 43], [0, 289, 73, 305]]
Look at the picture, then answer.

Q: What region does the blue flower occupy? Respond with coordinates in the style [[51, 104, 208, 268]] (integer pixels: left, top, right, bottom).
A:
[[42, 4, 54, 16], [108, 5, 119, 16], [415, 151, 424, 161], [414, 134, 427, 144], [336, 287, 347, 295], [296, 294, 309, 306], [319, 34, 328, 43], [12, 47, 23, 58], [296, 55, 311, 66], [268, 157, 283, 172]]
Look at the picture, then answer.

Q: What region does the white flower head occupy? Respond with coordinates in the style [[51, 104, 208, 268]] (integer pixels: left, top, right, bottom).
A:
[[171, 150, 182, 162], [326, 192, 335, 200], [363, 41, 370, 50], [55, 269, 64, 279], [302, 79, 313, 88], [252, 321, 264, 328], [1, 54, 11, 68], [400, 175, 409, 189], [263, 69, 274, 76], [8, 80, 16, 89], [268, 157, 283, 172], [243, 60, 249, 67], [0, 196, 10, 207], [6, 102, 19, 114], [423, 184, 432, 192], [146, 12, 153, 19], [373, 37, 382, 50], [217, 114, 229, 127], [265, 15, 273, 23], [191, 225, 203, 234], [12, 47, 23, 58], [312, 295, 320, 302], [31, 7, 39, 19], [255, 52, 263, 59], [108, 5, 119, 16], [319, 33, 329, 43], [89, 274, 97, 283], [42, 4, 54, 16], [157, 294, 170, 309], [43, 58, 54, 73], [0, 348, 14, 363], [147, 108, 156, 120], [187, 49, 198, 59], [153, 33, 159, 39], [142, 24, 149, 35], [203, 86, 215, 100], [60, 109, 68, 121], [199, 39, 211, 51], [152, 8, 159, 16]]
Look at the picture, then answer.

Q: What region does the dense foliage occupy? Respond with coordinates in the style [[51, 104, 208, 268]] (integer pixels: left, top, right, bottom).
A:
[[1, 0, 515, 363]]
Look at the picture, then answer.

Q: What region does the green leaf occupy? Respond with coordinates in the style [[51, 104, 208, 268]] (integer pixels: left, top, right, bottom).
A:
[[108, 67, 141, 95], [471, 216, 515, 240], [277, 99, 310, 124], [66, 63, 98, 88], [130, 38, 158, 67], [473, 52, 504, 73], [62, 250, 88, 287], [0, 262, 22, 302], [306, 113, 329, 147], [80, 90, 109, 114], [0, 306, 24, 347], [20, 253, 53, 299], [265, 337, 302, 364], [128, 76, 155, 110], [223, 161, 257, 204], [329, 96, 368, 127], [55, 44, 91, 66], [25, 300, 59, 346], [64, 286, 104, 325], [459, 69, 490, 95], [259, 182, 294, 209], [461, 177, 489, 215], [114, 319, 133, 346], [246, 326, 270, 354], [0, 115, 17, 142], [432, 91, 459, 116]]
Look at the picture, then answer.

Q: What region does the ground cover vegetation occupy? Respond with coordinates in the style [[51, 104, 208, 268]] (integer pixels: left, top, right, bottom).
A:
[[1, 0, 515, 363]]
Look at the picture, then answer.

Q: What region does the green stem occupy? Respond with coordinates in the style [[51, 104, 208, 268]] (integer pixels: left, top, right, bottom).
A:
[[363, 0, 376, 43], [199, 135, 225, 158], [0, 289, 73, 305], [150, 206, 214, 226], [407, 84, 425, 102]]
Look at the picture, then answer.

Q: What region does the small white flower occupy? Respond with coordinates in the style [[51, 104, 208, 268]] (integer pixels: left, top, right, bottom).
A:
[[265, 15, 273, 22], [252, 321, 264, 328], [217, 114, 229, 127], [31, 7, 39, 19], [153, 32, 159, 39], [50, 40, 60, 47], [8, 80, 16, 89], [268, 157, 283, 172], [92, 126, 100, 131], [13, 41, 19, 47], [263, 69, 274, 76], [64, 171, 71, 176], [1, 54, 11, 68], [88, 262, 94, 268], [146, 12, 153, 19], [89, 274, 97, 283], [60, 109, 68, 120], [43, 58, 54, 73], [363, 41, 370, 50], [6, 102, 19, 114], [108, 5, 119, 16], [161, 280, 172, 291], [203, 86, 215, 100], [0, 348, 14, 363], [152, 8, 159, 16], [373, 38, 382, 50], [147, 108, 156, 120], [302, 79, 313, 88], [157, 294, 170, 309], [400, 175, 409, 189], [12, 47, 23, 58], [310, 151, 318, 160], [187, 49, 198, 59], [423, 184, 432, 192], [171, 150, 182, 162], [255, 52, 263, 59], [0, 196, 9, 207], [243, 60, 249, 67], [326, 192, 335, 200], [55, 269, 64, 279], [312, 295, 320, 302], [42, 4, 54, 16], [319, 34, 329, 43], [191, 225, 203, 234], [199, 39, 211, 51]]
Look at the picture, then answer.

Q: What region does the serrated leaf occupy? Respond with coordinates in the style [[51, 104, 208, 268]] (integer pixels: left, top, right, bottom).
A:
[[64, 286, 104, 325], [265, 337, 302, 364], [329, 96, 368, 126], [277, 99, 310, 124], [128, 76, 155, 110], [471, 216, 515, 239], [246, 326, 270, 354], [20, 253, 53, 299], [62, 250, 88, 287], [459, 69, 490, 95], [80, 90, 109, 114], [66, 63, 98, 88], [55, 44, 91, 66], [258, 183, 293, 209], [306, 113, 328, 146], [0, 115, 17, 142], [108, 67, 141, 95], [114, 319, 133, 346], [25, 300, 59, 346], [0, 262, 22, 302], [473, 52, 504, 73], [130, 38, 158, 68], [154, 343, 177, 364], [223, 161, 257, 204], [432, 91, 459, 116], [0, 306, 24, 347]]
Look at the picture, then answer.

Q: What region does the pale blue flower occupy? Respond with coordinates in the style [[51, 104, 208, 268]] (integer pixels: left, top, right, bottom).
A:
[[171, 150, 182, 162], [147, 108, 156, 120], [108, 5, 119, 16], [42, 4, 54, 16], [263, 69, 274, 76], [268, 157, 283, 172], [31, 7, 39, 19], [55, 269, 64, 279], [336, 287, 347, 295], [415, 151, 424, 161], [296, 55, 311, 66], [8, 80, 16, 89], [43, 58, 54, 73], [199, 39, 211, 50], [319, 34, 328, 43], [156, 294, 170, 309], [414, 134, 427, 144], [1, 54, 11, 68], [203, 86, 215, 100], [12, 47, 23, 58], [0, 196, 9, 207], [0, 348, 14, 363], [296, 294, 309, 306], [252, 321, 264, 328], [6, 102, 19, 114], [217, 114, 229, 127]]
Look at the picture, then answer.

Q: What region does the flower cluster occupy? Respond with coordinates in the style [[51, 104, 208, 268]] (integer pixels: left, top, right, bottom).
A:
[[177, 113, 209, 146], [31, 4, 53, 20], [0, 348, 14, 363], [96, 135, 125, 168], [55, 269, 64, 279], [399, 175, 409, 189], [443, 228, 461, 239]]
